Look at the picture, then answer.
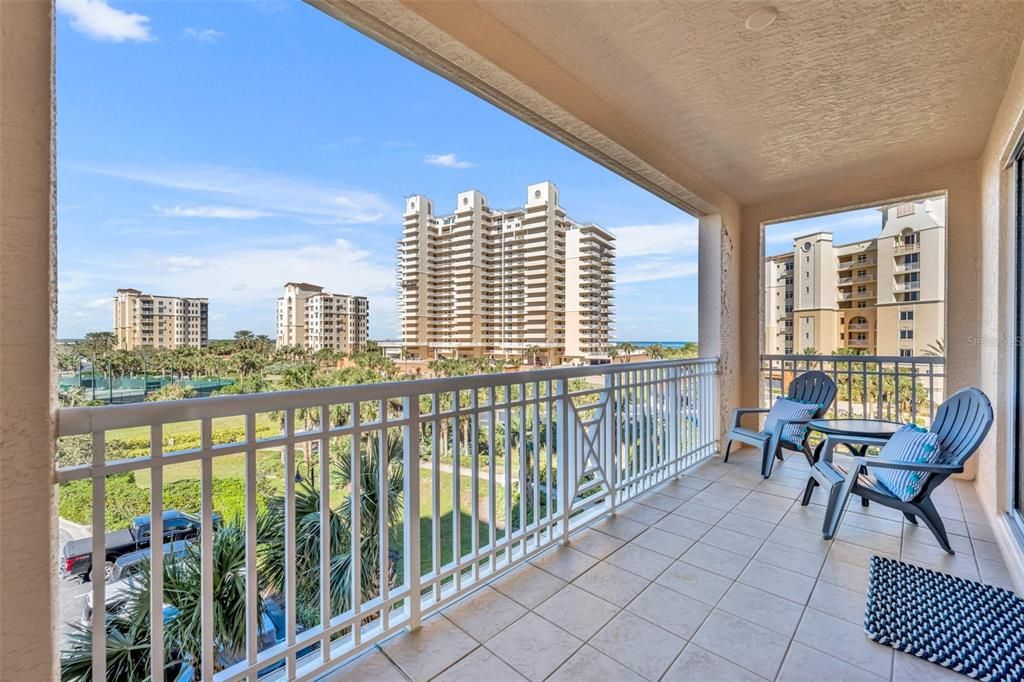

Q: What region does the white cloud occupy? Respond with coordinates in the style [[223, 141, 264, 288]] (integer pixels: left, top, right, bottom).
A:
[[84, 164, 394, 224], [155, 205, 271, 220], [424, 153, 474, 169], [765, 211, 880, 245], [183, 27, 225, 43], [58, 238, 397, 338], [163, 256, 208, 272], [57, 0, 154, 43], [618, 258, 699, 284], [609, 221, 699, 258]]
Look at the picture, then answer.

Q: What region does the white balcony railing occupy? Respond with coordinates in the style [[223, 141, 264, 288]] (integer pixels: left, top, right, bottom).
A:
[[760, 353, 944, 424], [894, 242, 921, 254], [57, 358, 719, 681]]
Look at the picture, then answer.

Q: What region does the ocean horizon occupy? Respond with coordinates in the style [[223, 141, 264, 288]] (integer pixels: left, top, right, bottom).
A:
[[617, 340, 696, 348]]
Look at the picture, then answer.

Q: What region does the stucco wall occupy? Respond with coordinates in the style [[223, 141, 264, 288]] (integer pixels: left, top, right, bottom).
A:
[[0, 0, 58, 676], [739, 162, 981, 416], [977, 34, 1024, 586]]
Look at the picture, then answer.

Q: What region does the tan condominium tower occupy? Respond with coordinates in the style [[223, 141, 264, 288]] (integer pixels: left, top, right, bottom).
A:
[[276, 283, 369, 353], [113, 289, 208, 350], [765, 196, 946, 357], [397, 181, 615, 365]]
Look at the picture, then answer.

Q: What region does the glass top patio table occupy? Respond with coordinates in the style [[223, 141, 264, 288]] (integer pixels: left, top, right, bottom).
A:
[[805, 418, 904, 509]]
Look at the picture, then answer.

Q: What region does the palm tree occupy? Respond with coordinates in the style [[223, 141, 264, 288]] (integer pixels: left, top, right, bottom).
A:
[[646, 343, 665, 360], [607, 345, 620, 364], [233, 350, 265, 377], [923, 338, 945, 357], [802, 346, 819, 355], [257, 431, 404, 625], [619, 342, 636, 363], [61, 613, 160, 682], [254, 334, 273, 355], [526, 345, 542, 366], [60, 522, 265, 681], [233, 330, 256, 350]]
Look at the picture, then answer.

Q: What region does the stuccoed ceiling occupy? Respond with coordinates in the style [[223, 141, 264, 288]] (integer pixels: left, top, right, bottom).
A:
[[393, 0, 1024, 207]]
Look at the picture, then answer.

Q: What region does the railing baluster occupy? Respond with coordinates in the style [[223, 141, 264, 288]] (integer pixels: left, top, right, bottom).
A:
[[200, 417, 214, 681], [148, 425, 162, 682], [318, 404, 331, 663], [544, 380, 553, 545], [285, 410, 298, 672], [378, 400, 390, 628], [487, 386, 497, 570], [347, 405, 359, 648], [557, 378, 571, 543], [605, 372, 617, 511], [451, 390, 461, 590], [244, 412, 259, 672], [518, 382, 527, 555], [504, 392, 513, 557], [430, 393, 440, 601], [402, 395, 421, 631], [470, 388, 480, 581], [531, 384, 541, 547], [89, 432, 107, 681]]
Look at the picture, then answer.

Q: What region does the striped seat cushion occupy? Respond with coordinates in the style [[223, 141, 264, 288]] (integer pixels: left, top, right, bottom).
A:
[[763, 398, 819, 444], [873, 424, 941, 502]]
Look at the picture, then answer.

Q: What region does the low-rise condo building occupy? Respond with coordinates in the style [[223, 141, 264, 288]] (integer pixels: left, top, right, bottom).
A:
[[765, 196, 946, 356], [113, 288, 209, 350], [276, 283, 369, 353], [397, 181, 615, 365]]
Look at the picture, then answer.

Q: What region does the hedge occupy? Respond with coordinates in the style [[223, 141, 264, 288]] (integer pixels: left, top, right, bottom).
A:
[[58, 425, 282, 469], [59, 473, 256, 531]]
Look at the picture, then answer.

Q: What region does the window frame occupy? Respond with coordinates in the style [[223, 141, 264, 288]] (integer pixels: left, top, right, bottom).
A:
[[1013, 143, 1024, 540]]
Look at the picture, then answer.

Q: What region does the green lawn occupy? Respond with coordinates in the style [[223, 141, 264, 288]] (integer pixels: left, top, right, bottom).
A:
[[129, 453, 508, 577], [133, 450, 281, 488], [413, 468, 509, 575], [108, 412, 280, 442]]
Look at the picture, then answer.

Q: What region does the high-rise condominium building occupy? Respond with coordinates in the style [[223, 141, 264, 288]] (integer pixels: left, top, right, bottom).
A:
[[276, 283, 369, 353], [397, 181, 615, 365], [113, 289, 208, 350], [764, 196, 946, 357]]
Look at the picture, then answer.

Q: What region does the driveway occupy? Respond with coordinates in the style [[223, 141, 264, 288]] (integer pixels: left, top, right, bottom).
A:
[[58, 523, 91, 645]]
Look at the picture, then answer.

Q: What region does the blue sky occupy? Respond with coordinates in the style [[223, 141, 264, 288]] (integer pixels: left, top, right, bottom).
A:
[[765, 207, 887, 257], [55, 0, 699, 342]]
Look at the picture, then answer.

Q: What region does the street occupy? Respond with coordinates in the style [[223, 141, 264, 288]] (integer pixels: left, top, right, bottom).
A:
[[58, 526, 90, 645]]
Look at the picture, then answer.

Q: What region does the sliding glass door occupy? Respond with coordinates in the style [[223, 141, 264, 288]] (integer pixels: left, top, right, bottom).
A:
[[1015, 146, 1024, 534]]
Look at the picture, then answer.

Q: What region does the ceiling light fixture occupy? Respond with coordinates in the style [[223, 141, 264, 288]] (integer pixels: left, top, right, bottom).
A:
[[745, 6, 779, 31]]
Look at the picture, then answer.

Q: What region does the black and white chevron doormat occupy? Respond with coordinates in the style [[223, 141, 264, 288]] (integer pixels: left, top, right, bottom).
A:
[[865, 556, 1024, 681]]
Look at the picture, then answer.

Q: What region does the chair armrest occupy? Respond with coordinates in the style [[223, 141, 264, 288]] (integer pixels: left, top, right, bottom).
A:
[[730, 407, 770, 430], [863, 459, 964, 474]]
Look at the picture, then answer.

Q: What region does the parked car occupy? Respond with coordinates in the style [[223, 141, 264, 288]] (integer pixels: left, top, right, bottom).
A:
[[108, 539, 192, 583], [60, 510, 220, 582]]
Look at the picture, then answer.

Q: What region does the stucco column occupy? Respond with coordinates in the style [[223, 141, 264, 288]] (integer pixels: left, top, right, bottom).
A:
[[699, 211, 742, 441], [0, 1, 58, 678]]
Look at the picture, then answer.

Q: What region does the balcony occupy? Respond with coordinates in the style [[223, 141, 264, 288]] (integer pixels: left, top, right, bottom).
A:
[[837, 258, 875, 271], [57, 359, 720, 680], [329, 443, 1008, 682], [894, 281, 921, 292], [894, 242, 921, 255]]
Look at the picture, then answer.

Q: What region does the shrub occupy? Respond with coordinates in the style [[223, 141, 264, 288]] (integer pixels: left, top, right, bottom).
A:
[[59, 474, 259, 531]]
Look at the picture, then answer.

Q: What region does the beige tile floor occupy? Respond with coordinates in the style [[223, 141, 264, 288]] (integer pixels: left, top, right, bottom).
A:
[[325, 446, 1018, 681]]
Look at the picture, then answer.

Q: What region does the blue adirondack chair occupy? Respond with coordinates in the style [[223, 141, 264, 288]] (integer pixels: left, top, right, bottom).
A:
[[723, 371, 837, 478], [810, 387, 993, 554]]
